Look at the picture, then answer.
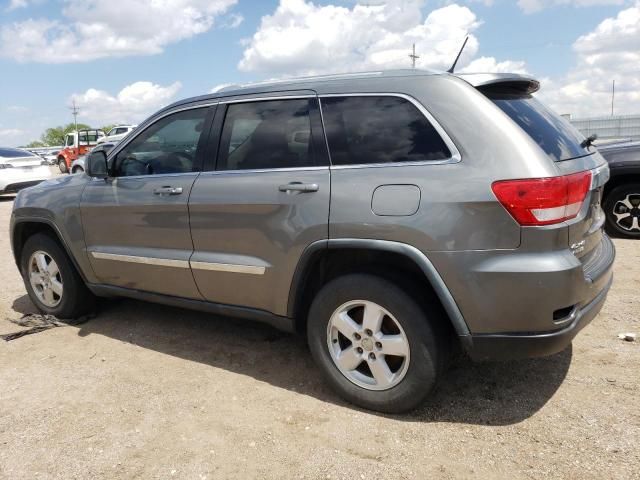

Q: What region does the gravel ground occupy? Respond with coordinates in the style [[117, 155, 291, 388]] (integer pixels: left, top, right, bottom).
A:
[[0, 194, 638, 480]]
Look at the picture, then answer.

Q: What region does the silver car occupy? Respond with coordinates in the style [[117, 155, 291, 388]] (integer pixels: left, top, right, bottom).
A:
[[10, 70, 614, 412]]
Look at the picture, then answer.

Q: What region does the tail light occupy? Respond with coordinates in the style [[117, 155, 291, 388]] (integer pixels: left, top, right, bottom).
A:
[[491, 171, 592, 226]]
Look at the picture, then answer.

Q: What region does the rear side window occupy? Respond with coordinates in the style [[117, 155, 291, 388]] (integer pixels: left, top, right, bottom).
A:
[[320, 96, 451, 165], [489, 94, 590, 162], [217, 99, 316, 171]]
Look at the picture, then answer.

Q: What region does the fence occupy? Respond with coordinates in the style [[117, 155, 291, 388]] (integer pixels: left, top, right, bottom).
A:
[[569, 114, 640, 141]]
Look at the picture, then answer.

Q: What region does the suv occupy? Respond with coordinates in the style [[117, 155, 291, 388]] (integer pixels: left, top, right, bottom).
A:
[[10, 70, 614, 413], [57, 129, 105, 173], [97, 125, 137, 145]]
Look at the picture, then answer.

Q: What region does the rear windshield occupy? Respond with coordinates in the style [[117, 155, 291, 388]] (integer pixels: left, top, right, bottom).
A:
[[488, 94, 591, 162]]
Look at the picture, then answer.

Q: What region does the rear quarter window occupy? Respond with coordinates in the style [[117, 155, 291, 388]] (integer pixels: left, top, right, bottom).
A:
[[489, 94, 591, 162], [320, 96, 451, 166]]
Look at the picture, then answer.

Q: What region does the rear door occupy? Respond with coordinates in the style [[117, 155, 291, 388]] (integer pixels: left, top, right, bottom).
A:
[[188, 93, 330, 316], [80, 106, 214, 299]]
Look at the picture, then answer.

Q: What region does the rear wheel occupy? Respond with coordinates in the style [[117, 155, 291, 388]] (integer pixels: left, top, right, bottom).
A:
[[604, 183, 640, 239], [307, 274, 448, 413], [58, 157, 68, 174], [21, 233, 95, 318]]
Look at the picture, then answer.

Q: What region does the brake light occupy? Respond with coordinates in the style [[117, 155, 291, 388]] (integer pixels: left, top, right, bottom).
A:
[[491, 171, 592, 226]]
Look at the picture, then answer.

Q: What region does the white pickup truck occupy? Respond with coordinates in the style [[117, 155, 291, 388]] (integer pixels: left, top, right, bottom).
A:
[[97, 125, 137, 145]]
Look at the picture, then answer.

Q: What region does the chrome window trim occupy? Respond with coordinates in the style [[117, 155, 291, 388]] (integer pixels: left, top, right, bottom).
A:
[[318, 92, 462, 168], [190, 261, 266, 275], [91, 251, 190, 269], [218, 94, 316, 105], [199, 166, 329, 176]]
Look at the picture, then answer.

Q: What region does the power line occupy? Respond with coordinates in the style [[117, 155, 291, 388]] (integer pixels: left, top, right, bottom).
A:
[[69, 99, 80, 132]]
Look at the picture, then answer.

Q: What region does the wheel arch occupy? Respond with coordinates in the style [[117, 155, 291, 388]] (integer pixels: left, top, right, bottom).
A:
[[603, 171, 640, 199], [11, 219, 88, 283], [288, 239, 471, 341]]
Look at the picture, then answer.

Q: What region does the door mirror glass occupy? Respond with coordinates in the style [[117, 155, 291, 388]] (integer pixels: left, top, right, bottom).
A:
[[87, 150, 109, 178]]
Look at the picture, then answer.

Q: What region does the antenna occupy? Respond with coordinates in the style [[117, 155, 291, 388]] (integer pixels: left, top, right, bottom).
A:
[[409, 43, 420, 69], [69, 99, 80, 132], [447, 36, 469, 74]]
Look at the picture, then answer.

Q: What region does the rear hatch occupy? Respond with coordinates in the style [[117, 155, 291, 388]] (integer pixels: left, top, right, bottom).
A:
[[461, 74, 610, 274]]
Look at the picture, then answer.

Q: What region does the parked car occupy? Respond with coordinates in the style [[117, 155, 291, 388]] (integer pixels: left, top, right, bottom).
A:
[[25, 146, 63, 165], [97, 125, 136, 145], [57, 129, 105, 174], [71, 142, 119, 174], [0, 147, 54, 195], [597, 140, 640, 238], [10, 70, 614, 413]]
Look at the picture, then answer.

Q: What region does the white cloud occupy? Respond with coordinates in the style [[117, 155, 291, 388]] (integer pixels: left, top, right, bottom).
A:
[[0, 0, 237, 63], [69, 81, 183, 126], [537, 3, 640, 117], [239, 0, 521, 76], [517, 0, 625, 14], [460, 56, 528, 73], [222, 13, 244, 29]]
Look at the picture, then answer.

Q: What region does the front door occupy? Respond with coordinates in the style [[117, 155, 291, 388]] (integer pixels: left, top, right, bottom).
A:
[[80, 106, 213, 299], [188, 95, 330, 316]]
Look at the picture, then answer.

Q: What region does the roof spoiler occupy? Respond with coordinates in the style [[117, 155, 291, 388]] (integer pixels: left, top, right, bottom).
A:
[[455, 73, 540, 95]]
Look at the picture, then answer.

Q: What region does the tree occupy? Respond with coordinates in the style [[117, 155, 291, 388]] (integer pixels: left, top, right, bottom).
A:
[[39, 123, 91, 146]]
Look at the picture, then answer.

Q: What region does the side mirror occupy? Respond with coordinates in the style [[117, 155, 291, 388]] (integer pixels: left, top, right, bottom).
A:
[[87, 150, 109, 178]]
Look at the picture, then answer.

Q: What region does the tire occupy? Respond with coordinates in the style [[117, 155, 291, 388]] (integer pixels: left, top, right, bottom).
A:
[[603, 183, 640, 239], [21, 233, 96, 319], [72, 166, 84, 174], [58, 157, 68, 174], [307, 274, 448, 413]]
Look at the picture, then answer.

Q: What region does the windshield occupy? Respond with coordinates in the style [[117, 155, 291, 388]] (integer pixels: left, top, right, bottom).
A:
[[489, 94, 591, 162]]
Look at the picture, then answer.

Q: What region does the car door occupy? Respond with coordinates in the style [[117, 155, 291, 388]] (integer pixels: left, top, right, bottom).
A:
[[188, 94, 330, 316], [80, 106, 214, 299]]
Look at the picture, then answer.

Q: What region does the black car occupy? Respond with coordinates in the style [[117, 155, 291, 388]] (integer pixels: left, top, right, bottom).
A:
[[599, 141, 640, 238]]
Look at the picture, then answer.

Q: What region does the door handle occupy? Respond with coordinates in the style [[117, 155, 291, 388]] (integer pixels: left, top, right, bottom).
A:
[[278, 182, 319, 193], [153, 186, 183, 196]]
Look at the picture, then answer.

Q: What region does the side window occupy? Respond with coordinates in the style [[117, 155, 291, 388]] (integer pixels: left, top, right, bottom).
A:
[[217, 99, 315, 171], [65, 134, 75, 147], [115, 128, 129, 135], [320, 96, 451, 165], [114, 108, 207, 177]]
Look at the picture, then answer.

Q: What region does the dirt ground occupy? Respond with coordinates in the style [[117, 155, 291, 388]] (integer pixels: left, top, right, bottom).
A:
[[0, 194, 638, 480]]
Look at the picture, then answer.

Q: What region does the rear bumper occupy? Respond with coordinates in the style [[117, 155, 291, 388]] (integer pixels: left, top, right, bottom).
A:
[[465, 274, 612, 360]]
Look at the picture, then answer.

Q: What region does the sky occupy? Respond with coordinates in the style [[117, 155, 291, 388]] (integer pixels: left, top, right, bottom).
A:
[[0, 0, 639, 147]]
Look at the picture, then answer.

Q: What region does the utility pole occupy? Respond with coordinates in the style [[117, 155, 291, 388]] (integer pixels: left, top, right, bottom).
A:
[[611, 80, 615, 116], [69, 99, 80, 132], [409, 43, 419, 69]]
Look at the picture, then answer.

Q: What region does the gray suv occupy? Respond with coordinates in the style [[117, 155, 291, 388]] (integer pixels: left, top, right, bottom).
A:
[[10, 70, 614, 413]]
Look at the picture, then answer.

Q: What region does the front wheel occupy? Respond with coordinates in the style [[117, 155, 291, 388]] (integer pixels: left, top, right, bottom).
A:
[[307, 274, 448, 413], [58, 157, 68, 174], [604, 183, 640, 239], [21, 233, 95, 318]]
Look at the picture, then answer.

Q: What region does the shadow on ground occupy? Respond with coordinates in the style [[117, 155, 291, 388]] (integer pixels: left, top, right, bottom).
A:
[[11, 294, 571, 425], [0, 195, 16, 202]]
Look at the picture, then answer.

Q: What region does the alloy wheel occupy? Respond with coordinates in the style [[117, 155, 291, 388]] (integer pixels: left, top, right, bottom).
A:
[[612, 193, 640, 232], [28, 250, 63, 308], [327, 300, 410, 391]]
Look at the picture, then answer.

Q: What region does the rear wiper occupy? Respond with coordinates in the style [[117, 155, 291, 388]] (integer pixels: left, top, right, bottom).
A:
[[580, 134, 597, 149]]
